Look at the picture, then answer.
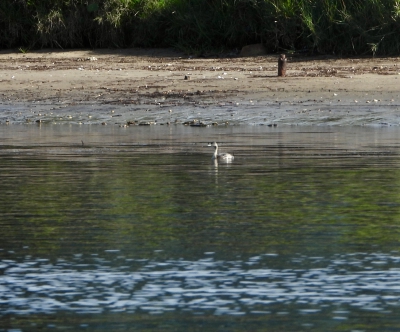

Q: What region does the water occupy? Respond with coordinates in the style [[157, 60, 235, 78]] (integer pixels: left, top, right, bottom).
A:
[[1, 124, 400, 331]]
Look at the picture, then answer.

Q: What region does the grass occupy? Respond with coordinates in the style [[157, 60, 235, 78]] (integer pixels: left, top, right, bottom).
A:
[[1, 0, 400, 55]]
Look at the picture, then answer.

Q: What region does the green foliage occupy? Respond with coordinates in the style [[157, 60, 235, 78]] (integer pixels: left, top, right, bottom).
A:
[[1, 0, 400, 55]]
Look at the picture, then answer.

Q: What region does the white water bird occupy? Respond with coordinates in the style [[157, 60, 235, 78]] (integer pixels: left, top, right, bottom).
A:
[[209, 142, 234, 162]]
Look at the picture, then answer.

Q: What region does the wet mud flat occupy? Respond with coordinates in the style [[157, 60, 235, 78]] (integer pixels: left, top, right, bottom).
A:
[[1, 49, 400, 127]]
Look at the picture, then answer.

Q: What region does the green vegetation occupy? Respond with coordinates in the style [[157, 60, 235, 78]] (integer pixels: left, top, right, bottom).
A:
[[1, 0, 400, 55]]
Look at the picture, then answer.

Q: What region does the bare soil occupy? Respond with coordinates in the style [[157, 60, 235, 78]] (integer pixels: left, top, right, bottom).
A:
[[1, 48, 400, 126]]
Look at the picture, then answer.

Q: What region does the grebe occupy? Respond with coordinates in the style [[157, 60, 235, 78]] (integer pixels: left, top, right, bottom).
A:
[[210, 142, 234, 162]]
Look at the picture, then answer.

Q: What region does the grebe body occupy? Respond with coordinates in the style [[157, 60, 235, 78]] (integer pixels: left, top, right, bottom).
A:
[[210, 142, 234, 162]]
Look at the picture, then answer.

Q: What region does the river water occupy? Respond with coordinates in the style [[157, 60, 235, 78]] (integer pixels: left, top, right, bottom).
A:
[[1, 124, 400, 331]]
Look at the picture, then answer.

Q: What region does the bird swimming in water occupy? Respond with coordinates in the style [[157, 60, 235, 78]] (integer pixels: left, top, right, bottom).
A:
[[209, 142, 234, 162]]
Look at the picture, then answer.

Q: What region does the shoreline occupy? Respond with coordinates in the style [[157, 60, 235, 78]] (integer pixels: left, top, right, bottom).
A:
[[1, 49, 400, 126]]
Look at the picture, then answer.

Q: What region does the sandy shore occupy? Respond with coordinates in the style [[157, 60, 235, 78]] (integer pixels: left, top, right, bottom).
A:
[[1, 48, 400, 126]]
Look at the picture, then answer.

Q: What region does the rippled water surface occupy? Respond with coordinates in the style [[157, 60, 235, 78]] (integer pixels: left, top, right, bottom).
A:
[[1, 124, 400, 331]]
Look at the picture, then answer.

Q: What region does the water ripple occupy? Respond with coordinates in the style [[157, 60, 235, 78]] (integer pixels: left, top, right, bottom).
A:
[[1, 253, 400, 316]]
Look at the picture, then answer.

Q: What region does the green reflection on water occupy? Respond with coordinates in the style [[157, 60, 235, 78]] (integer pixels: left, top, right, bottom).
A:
[[1, 152, 400, 259]]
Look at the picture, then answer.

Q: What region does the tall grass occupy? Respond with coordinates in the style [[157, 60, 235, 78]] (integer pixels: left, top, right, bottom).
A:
[[1, 0, 400, 55]]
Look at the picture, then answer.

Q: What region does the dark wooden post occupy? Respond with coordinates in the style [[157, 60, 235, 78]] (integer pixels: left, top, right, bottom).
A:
[[278, 54, 287, 77]]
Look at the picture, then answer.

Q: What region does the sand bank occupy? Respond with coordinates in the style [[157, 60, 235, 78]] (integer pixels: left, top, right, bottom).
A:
[[1, 49, 399, 126]]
